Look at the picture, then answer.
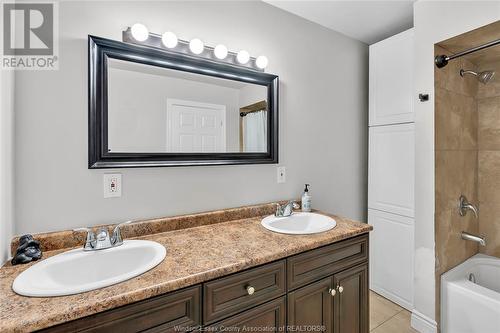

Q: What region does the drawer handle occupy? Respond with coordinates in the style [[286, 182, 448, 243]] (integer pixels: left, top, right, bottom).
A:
[[338, 285, 344, 293], [246, 286, 255, 295], [328, 288, 336, 297]]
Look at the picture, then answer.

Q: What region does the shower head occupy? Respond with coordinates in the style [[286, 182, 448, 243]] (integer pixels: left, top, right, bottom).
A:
[[460, 69, 496, 84]]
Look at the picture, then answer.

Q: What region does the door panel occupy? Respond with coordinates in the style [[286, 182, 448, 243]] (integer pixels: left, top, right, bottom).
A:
[[288, 276, 334, 333], [368, 209, 414, 310], [369, 29, 413, 126], [167, 99, 226, 153], [368, 123, 415, 217], [334, 264, 368, 333]]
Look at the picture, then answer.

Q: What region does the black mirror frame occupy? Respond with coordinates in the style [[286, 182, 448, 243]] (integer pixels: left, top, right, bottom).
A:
[[88, 35, 279, 169]]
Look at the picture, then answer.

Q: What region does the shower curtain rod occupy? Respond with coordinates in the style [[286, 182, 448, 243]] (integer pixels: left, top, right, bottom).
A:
[[435, 38, 500, 68]]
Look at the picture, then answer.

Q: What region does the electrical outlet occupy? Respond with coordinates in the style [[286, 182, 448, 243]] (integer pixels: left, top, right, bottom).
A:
[[277, 166, 286, 183], [103, 174, 122, 198]]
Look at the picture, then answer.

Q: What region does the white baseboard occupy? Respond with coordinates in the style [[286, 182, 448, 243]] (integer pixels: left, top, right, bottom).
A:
[[370, 286, 413, 311], [411, 310, 437, 333]]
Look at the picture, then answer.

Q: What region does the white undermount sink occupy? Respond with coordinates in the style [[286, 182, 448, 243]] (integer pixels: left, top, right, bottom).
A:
[[261, 212, 337, 235], [12, 240, 166, 297]]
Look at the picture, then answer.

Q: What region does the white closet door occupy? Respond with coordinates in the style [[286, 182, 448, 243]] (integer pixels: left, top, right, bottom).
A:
[[369, 29, 414, 126], [368, 123, 415, 218], [369, 208, 414, 310]]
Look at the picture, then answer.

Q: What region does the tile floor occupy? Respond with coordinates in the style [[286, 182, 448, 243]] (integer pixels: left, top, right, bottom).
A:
[[370, 291, 418, 333]]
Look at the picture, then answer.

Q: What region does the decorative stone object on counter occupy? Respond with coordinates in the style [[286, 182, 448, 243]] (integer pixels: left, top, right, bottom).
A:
[[11, 235, 42, 265]]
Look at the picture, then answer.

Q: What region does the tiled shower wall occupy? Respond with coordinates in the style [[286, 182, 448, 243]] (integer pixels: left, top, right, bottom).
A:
[[478, 61, 500, 257], [434, 45, 479, 323]]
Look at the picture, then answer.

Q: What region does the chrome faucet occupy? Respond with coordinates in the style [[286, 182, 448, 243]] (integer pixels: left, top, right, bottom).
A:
[[74, 221, 132, 251], [458, 195, 478, 218], [461, 231, 486, 246], [275, 201, 300, 217]]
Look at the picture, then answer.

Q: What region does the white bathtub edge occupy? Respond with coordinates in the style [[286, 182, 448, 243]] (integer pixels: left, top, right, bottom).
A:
[[411, 310, 437, 333]]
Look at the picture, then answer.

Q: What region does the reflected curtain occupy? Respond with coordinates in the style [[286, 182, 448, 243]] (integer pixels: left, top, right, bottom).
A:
[[243, 111, 267, 152]]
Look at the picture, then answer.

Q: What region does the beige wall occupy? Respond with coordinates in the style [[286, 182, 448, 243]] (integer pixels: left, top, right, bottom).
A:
[[434, 20, 500, 327], [478, 61, 500, 257], [434, 44, 479, 324], [413, 2, 500, 327]]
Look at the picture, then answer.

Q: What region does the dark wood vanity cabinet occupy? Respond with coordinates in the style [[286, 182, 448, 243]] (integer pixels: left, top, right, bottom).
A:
[[334, 264, 369, 333], [208, 297, 287, 332], [38, 285, 201, 333], [288, 277, 334, 332], [288, 264, 368, 333], [39, 235, 368, 333]]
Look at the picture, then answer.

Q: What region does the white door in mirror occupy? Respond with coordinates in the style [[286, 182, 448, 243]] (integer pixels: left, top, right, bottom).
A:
[[12, 240, 166, 297], [261, 212, 336, 235]]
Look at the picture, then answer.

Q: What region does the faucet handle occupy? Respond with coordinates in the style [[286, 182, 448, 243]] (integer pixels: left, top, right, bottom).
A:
[[459, 195, 479, 218], [73, 227, 96, 250], [111, 220, 133, 246], [275, 203, 284, 217]]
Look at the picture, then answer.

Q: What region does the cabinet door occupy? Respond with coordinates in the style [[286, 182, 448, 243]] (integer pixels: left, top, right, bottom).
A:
[[333, 264, 368, 333], [208, 297, 286, 332], [369, 28, 414, 126], [368, 123, 415, 217], [368, 209, 414, 310], [288, 276, 334, 333]]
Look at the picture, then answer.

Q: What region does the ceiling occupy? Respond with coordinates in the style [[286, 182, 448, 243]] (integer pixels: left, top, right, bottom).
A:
[[264, 0, 415, 45]]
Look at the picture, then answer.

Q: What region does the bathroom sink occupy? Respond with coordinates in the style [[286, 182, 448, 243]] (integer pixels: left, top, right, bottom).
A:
[[261, 212, 336, 235], [12, 240, 166, 297]]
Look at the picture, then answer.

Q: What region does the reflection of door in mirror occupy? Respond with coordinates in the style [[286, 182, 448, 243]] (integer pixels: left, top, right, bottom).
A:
[[240, 100, 267, 152], [167, 99, 226, 153]]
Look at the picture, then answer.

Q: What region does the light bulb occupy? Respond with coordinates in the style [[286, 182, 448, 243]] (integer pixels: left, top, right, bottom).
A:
[[237, 50, 250, 64], [130, 23, 149, 42], [189, 38, 204, 54], [214, 44, 228, 59], [161, 31, 178, 48], [256, 55, 268, 69]]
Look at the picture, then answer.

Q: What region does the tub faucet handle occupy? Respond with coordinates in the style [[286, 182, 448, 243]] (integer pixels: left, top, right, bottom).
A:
[[459, 195, 479, 219]]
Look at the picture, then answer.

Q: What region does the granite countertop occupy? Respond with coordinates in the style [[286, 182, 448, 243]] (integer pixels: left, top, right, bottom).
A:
[[0, 208, 371, 332]]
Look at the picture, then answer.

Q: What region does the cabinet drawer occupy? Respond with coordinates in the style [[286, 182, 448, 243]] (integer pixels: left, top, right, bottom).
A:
[[39, 286, 201, 333], [203, 260, 286, 324], [287, 235, 368, 290], [208, 297, 286, 332]]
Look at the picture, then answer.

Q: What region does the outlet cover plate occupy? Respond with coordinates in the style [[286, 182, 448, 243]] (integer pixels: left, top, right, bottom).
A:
[[277, 166, 286, 183], [103, 173, 122, 198]]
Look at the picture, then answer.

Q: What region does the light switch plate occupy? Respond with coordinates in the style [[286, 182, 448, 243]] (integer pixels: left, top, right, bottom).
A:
[[103, 174, 122, 198], [277, 166, 286, 183]]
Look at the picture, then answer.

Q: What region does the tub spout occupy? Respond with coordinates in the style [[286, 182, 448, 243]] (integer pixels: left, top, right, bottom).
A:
[[461, 232, 486, 246]]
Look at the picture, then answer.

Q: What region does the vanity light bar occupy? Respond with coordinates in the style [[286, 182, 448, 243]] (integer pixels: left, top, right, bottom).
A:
[[123, 25, 268, 72]]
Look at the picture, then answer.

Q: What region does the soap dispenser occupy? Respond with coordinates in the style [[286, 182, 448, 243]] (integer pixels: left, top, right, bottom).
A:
[[301, 184, 312, 212]]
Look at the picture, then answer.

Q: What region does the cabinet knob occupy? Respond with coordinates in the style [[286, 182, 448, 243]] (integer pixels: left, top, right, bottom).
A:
[[338, 285, 344, 293], [328, 288, 336, 297], [246, 286, 255, 295]]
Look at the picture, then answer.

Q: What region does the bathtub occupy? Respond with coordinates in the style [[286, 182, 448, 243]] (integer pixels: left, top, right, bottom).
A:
[[441, 254, 500, 333]]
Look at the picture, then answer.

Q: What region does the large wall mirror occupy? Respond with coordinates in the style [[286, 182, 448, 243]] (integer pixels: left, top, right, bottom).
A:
[[88, 36, 278, 168]]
